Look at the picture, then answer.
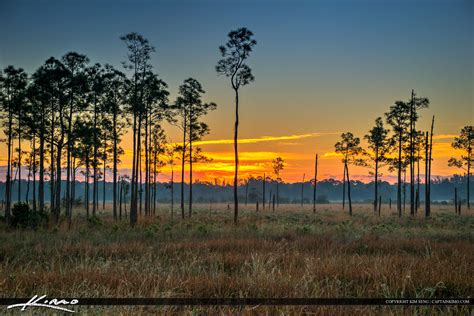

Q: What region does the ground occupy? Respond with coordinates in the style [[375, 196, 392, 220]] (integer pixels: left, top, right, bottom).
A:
[[0, 203, 473, 315]]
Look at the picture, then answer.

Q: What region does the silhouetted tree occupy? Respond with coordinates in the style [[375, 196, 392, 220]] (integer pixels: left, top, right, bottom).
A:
[[448, 125, 472, 209], [120, 32, 155, 226], [364, 117, 390, 213], [312, 153, 318, 213], [0, 66, 27, 222], [216, 27, 257, 223], [62, 52, 89, 224], [335, 132, 365, 215], [272, 156, 285, 207], [100, 65, 128, 219], [172, 78, 216, 217]]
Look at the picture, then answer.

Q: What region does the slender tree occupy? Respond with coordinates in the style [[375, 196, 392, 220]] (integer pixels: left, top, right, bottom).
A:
[[335, 132, 365, 216], [0, 66, 27, 221], [364, 117, 390, 213], [312, 153, 318, 213], [216, 27, 257, 223], [62, 52, 89, 223], [120, 32, 155, 226], [272, 157, 285, 208], [448, 126, 473, 209], [173, 78, 216, 217]]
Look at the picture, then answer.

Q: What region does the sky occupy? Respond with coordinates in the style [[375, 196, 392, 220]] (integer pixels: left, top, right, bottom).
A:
[[0, 0, 472, 183]]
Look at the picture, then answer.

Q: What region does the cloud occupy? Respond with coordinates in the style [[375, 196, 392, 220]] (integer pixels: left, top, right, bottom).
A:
[[193, 132, 338, 146], [432, 134, 456, 140]]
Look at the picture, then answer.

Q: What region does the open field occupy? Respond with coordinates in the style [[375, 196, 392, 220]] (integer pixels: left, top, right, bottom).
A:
[[1, 203, 473, 315]]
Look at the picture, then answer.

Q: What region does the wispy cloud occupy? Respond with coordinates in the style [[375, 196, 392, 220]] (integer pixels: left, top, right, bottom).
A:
[[193, 132, 338, 146], [432, 134, 456, 140]]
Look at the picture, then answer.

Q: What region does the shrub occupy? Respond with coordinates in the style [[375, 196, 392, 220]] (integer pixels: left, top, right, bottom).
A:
[[10, 202, 48, 229]]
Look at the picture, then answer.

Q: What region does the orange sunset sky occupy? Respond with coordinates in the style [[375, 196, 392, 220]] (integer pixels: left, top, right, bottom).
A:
[[1, 0, 472, 184]]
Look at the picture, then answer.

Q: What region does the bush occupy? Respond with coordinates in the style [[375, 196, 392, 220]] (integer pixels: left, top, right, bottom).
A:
[[10, 202, 48, 229]]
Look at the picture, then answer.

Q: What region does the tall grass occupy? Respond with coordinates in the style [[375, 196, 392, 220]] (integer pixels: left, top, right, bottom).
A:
[[1, 203, 472, 314]]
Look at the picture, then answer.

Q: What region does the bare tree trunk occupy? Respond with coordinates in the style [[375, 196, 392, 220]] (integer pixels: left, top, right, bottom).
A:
[[416, 145, 421, 212], [39, 115, 45, 212], [180, 119, 186, 219], [138, 118, 142, 217], [427, 116, 434, 217], [272, 194, 275, 212], [425, 131, 429, 217], [144, 112, 149, 217], [5, 108, 13, 222], [102, 131, 107, 211], [189, 111, 193, 218], [397, 133, 402, 217], [18, 125, 22, 202], [262, 173, 265, 210], [467, 144, 471, 209], [346, 163, 352, 216], [130, 113, 137, 225], [342, 163, 346, 209], [32, 135, 37, 212], [313, 153, 318, 213], [113, 111, 118, 220], [301, 173, 305, 207], [92, 97, 98, 218], [119, 176, 123, 220], [50, 112, 56, 214], [374, 147, 379, 213], [454, 187, 458, 214], [403, 169, 406, 215], [171, 168, 174, 221], [26, 162, 31, 203], [55, 141, 62, 222], [85, 158, 90, 218], [378, 195, 381, 216], [66, 106, 72, 223], [233, 88, 239, 224]]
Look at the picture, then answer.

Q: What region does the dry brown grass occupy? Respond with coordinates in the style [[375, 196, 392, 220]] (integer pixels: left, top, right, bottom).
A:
[[0, 203, 472, 315]]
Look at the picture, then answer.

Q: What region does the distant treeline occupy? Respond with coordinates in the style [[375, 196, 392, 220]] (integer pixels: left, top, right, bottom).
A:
[[0, 175, 469, 204]]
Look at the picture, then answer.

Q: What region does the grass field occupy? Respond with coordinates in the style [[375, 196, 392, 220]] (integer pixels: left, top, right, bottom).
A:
[[1, 203, 473, 315]]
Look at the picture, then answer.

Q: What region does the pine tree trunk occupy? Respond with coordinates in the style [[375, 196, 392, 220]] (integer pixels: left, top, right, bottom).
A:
[[454, 187, 458, 214], [425, 131, 429, 217], [39, 117, 45, 212], [346, 163, 352, 216], [113, 111, 117, 220], [342, 163, 346, 209], [103, 131, 107, 211], [130, 113, 137, 226], [410, 89, 415, 216], [32, 135, 36, 212], [313, 153, 318, 213], [374, 147, 379, 213], [86, 158, 89, 218], [233, 88, 239, 224], [397, 134, 402, 217], [4, 108, 12, 222], [467, 144, 471, 209], [181, 118, 186, 219], [189, 110, 193, 218], [301, 173, 305, 207], [18, 124, 22, 203]]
